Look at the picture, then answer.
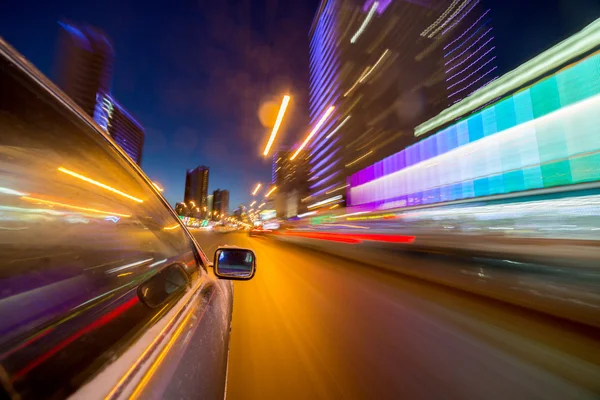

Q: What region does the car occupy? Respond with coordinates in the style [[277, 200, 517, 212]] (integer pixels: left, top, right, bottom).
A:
[[0, 39, 255, 400]]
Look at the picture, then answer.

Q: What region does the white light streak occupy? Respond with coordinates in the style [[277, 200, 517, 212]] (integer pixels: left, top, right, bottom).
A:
[[106, 258, 153, 274], [307, 195, 343, 209], [326, 116, 351, 139], [351, 2, 379, 43]]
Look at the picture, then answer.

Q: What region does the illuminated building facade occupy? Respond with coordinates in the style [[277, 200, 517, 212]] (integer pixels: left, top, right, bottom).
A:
[[422, 1, 498, 104], [348, 22, 600, 209], [184, 166, 210, 218], [55, 22, 114, 117], [213, 189, 230, 218], [272, 149, 309, 217], [94, 93, 145, 164], [305, 0, 466, 210], [56, 21, 145, 165]]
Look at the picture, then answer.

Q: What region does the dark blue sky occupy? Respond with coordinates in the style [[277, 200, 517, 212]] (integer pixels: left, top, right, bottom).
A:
[[1, 0, 319, 207], [2, 0, 598, 207]]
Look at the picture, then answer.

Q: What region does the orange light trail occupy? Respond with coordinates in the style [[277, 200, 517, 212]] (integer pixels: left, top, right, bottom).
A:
[[291, 106, 335, 160], [265, 186, 277, 197], [252, 183, 262, 196], [21, 196, 131, 218], [263, 95, 291, 156], [58, 167, 143, 203]]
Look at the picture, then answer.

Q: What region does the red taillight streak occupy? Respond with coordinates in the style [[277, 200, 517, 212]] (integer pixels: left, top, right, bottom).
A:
[[12, 296, 139, 382], [278, 231, 415, 244]]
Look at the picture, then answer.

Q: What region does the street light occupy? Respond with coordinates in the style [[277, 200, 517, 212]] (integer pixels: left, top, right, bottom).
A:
[[252, 183, 262, 196], [263, 95, 291, 156], [152, 182, 164, 192], [259, 202, 265, 208], [250, 200, 256, 207], [189, 201, 196, 207]]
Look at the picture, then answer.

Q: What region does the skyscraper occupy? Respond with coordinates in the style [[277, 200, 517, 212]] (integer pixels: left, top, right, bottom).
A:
[[272, 149, 309, 217], [55, 22, 114, 117], [305, 0, 497, 210], [184, 166, 210, 218], [55, 22, 145, 165], [212, 189, 230, 218]]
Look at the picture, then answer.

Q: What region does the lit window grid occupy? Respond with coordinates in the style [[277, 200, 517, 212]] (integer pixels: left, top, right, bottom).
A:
[[349, 53, 600, 207], [309, 2, 338, 94], [417, 16, 600, 137], [441, 0, 481, 37], [310, 170, 341, 190], [309, 1, 340, 124], [443, 10, 490, 51], [311, 182, 344, 198], [308, 117, 339, 155]]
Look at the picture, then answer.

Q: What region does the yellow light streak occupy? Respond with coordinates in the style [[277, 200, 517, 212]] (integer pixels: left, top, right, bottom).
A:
[[21, 196, 131, 218], [345, 150, 373, 167], [265, 186, 277, 197], [290, 106, 335, 160], [58, 167, 143, 203], [263, 95, 291, 156], [252, 183, 262, 195], [163, 224, 180, 231]]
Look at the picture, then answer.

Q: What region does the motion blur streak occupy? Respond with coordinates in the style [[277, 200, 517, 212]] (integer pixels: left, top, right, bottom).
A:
[[290, 106, 335, 160], [278, 230, 416, 244], [0, 186, 26, 196], [105, 258, 153, 274], [163, 224, 180, 231], [252, 183, 262, 195], [21, 196, 131, 218], [350, 1, 379, 43], [265, 186, 277, 197], [307, 194, 342, 209], [57, 167, 144, 203], [195, 232, 600, 399], [263, 95, 291, 156], [12, 297, 139, 382], [358, 49, 389, 83]]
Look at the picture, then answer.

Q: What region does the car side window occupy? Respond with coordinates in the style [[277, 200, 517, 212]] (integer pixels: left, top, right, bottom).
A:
[[0, 56, 201, 348]]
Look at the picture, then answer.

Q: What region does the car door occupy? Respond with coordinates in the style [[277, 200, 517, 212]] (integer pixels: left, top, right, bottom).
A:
[[0, 40, 234, 400]]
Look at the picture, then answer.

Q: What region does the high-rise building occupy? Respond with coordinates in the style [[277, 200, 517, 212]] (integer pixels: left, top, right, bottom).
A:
[[272, 149, 309, 217], [304, 0, 497, 210], [184, 166, 210, 218], [94, 93, 145, 164], [55, 22, 114, 117], [55, 22, 145, 165], [212, 189, 230, 218], [207, 194, 214, 215]]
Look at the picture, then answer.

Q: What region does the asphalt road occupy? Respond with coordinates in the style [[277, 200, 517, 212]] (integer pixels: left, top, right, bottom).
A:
[[193, 230, 600, 400]]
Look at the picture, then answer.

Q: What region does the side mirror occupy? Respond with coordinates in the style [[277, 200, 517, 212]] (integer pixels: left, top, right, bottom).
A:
[[213, 247, 256, 280], [138, 264, 189, 308]]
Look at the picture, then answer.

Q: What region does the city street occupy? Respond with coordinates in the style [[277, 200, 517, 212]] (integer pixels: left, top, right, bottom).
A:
[[193, 231, 600, 400]]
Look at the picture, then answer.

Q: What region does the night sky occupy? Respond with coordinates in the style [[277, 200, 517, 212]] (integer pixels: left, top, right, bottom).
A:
[[1, 0, 598, 208]]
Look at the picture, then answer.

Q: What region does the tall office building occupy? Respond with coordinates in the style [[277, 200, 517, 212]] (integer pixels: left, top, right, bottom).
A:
[[55, 22, 114, 117], [207, 194, 214, 215], [272, 149, 309, 217], [212, 189, 230, 218], [305, 0, 497, 210], [55, 22, 146, 165], [184, 166, 210, 218]]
